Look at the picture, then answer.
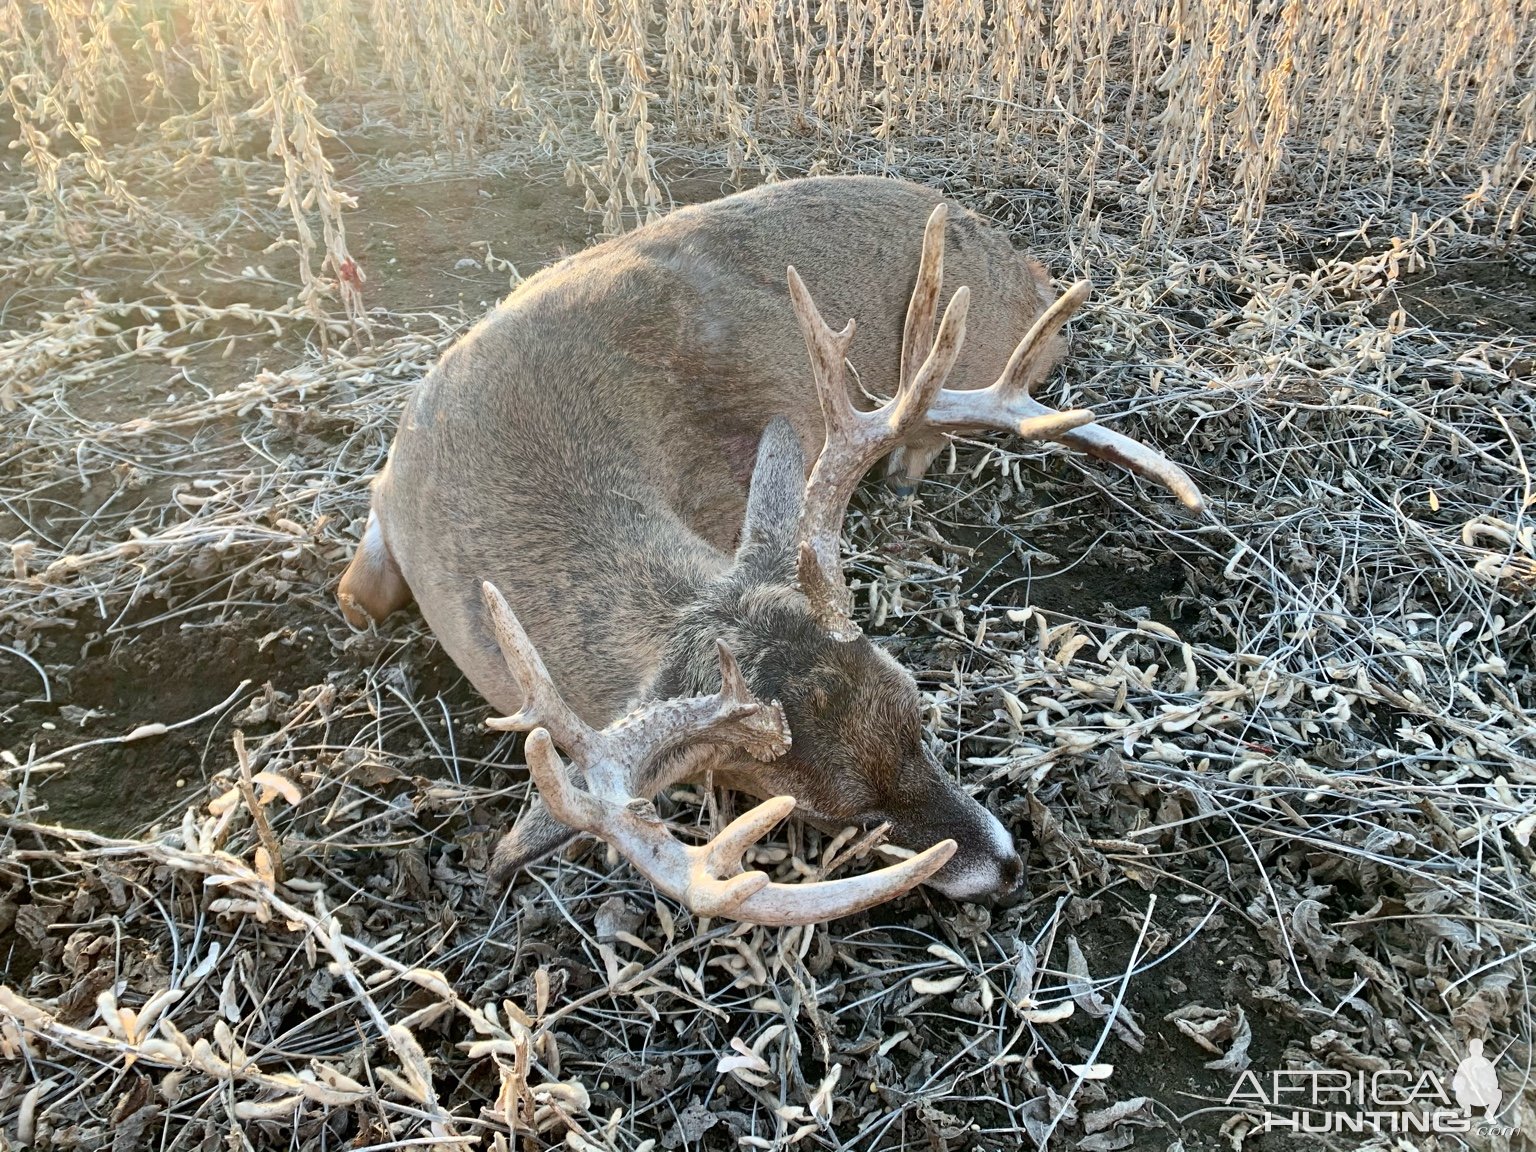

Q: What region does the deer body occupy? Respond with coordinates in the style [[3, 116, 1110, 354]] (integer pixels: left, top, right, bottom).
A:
[[341, 177, 1202, 916]]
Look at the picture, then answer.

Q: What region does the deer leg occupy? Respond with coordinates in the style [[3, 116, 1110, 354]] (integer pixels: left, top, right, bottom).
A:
[[337, 511, 411, 628], [882, 434, 947, 495], [488, 788, 582, 888]]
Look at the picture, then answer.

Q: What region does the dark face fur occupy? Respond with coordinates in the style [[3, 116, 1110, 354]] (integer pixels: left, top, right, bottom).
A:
[[648, 418, 1025, 900]]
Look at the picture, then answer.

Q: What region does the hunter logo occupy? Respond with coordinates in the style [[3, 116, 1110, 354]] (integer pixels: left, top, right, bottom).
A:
[[1226, 1042, 1513, 1136], [1452, 1039, 1502, 1120]]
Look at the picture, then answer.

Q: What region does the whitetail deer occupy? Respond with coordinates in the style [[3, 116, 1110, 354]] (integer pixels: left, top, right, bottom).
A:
[[339, 177, 1202, 924]]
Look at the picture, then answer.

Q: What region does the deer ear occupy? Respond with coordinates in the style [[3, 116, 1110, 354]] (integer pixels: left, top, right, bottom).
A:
[[738, 416, 806, 557], [489, 797, 580, 889]]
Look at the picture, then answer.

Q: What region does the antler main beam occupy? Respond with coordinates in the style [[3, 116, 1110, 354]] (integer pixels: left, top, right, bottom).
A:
[[788, 204, 1205, 636], [482, 582, 955, 925]]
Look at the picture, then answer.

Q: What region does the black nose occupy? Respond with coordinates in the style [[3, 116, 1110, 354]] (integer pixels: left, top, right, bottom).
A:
[[999, 852, 1026, 893]]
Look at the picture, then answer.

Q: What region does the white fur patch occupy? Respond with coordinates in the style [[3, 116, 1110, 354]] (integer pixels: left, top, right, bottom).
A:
[[932, 860, 1007, 900], [980, 805, 1015, 857], [929, 807, 1018, 899]]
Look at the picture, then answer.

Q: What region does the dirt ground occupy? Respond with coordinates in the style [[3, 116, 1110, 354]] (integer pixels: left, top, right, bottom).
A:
[[3, 137, 1534, 1150]]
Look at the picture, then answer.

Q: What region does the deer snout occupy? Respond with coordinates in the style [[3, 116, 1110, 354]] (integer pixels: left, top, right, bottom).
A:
[[888, 781, 1026, 901], [928, 806, 1026, 900]]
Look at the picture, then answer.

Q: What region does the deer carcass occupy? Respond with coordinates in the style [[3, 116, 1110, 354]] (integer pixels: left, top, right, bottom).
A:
[[338, 176, 1202, 923]]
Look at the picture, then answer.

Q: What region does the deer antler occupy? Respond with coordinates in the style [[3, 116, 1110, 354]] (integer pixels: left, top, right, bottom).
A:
[[788, 204, 1204, 636], [480, 581, 956, 924]]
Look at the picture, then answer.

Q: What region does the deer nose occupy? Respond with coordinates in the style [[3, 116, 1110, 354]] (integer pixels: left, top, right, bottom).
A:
[[998, 852, 1026, 893], [980, 852, 1030, 909]]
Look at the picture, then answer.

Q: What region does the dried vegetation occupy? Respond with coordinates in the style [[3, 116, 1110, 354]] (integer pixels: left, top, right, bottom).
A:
[[1, 1, 1534, 1149]]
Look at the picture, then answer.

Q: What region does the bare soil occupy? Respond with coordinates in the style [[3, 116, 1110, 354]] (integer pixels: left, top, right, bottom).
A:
[[1, 164, 596, 833], [1385, 258, 1536, 337]]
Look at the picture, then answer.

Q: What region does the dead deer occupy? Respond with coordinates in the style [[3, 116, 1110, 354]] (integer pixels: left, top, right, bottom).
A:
[[339, 177, 1202, 923]]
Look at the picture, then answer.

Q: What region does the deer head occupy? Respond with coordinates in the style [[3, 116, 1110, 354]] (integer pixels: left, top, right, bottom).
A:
[[486, 205, 1202, 924]]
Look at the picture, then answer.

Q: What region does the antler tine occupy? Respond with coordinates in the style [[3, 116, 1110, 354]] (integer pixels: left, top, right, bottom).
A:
[[786, 265, 858, 437], [713, 642, 795, 764], [898, 204, 948, 392], [890, 285, 969, 435], [701, 795, 797, 879], [714, 639, 753, 706], [993, 279, 1091, 398], [523, 728, 607, 831], [481, 581, 596, 755], [1050, 421, 1206, 511]]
